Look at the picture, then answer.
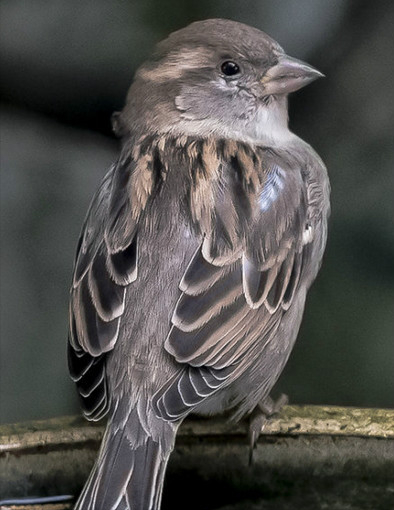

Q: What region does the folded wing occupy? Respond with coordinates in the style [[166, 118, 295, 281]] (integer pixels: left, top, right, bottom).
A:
[[68, 139, 163, 420], [154, 141, 311, 421]]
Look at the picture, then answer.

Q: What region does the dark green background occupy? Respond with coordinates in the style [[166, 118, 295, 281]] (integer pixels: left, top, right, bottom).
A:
[[1, 0, 393, 424]]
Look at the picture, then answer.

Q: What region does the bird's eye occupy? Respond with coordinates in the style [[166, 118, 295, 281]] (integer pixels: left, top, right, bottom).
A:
[[220, 61, 240, 76]]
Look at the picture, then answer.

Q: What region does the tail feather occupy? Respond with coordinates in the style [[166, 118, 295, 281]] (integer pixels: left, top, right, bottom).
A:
[[124, 440, 170, 510], [75, 413, 176, 510]]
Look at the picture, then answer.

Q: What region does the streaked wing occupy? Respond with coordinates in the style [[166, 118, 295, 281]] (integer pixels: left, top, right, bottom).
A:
[[154, 141, 311, 421], [68, 140, 159, 420]]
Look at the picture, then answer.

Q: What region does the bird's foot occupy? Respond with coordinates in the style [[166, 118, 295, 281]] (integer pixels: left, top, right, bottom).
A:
[[248, 393, 288, 465]]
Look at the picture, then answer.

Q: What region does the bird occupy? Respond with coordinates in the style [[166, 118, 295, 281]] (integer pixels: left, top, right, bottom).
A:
[[67, 18, 330, 510]]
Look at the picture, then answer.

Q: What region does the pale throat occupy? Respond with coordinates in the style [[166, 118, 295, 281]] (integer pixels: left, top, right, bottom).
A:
[[166, 99, 294, 147], [245, 100, 293, 146]]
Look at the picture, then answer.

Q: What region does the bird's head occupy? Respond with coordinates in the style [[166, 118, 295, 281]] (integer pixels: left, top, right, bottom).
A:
[[119, 19, 323, 145]]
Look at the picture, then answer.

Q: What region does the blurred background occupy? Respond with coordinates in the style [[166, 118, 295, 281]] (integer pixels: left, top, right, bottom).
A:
[[0, 0, 393, 424]]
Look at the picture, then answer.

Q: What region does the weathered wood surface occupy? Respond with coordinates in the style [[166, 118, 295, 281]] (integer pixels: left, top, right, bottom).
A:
[[1, 406, 394, 509]]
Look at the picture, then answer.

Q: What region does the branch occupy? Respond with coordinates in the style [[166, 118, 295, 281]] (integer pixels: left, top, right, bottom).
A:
[[1, 406, 393, 510]]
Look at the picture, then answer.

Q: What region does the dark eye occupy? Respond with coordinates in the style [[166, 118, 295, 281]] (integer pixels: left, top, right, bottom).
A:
[[220, 61, 240, 76]]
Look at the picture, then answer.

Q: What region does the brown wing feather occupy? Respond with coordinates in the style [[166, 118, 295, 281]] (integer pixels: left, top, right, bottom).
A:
[[154, 140, 310, 421], [68, 138, 163, 420]]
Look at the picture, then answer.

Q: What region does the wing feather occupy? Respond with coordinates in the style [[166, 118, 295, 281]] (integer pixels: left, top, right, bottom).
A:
[[68, 140, 162, 420], [172, 263, 242, 332], [179, 246, 230, 295], [154, 140, 312, 421], [88, 251, 126, 322]]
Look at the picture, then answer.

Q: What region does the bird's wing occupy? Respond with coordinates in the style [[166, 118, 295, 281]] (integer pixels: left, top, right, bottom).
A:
[[154, 140, 318, 421], [68, 141, 161, 420]]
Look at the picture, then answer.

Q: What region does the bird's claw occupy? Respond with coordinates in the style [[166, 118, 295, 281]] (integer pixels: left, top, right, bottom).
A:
[[248, 393, 288, 465]]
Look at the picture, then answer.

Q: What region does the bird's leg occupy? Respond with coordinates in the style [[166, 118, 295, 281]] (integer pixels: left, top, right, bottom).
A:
[[248, 393, 288, 465]]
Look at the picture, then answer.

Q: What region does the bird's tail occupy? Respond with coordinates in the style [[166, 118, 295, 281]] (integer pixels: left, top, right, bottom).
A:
[[75, 409, 177, 510]]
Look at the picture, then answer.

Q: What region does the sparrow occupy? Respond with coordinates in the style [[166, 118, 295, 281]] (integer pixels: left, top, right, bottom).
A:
[[68, 18, 330, 510]]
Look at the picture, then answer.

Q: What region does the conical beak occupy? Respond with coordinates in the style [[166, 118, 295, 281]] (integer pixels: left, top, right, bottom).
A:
[[261, 55, 324, 95]]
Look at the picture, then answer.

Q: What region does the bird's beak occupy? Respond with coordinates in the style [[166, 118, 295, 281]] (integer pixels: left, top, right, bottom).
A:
[[260, 55, 324, 95]]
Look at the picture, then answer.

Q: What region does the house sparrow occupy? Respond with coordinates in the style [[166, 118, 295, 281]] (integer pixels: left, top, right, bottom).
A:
[[68, 18, 330, 510]]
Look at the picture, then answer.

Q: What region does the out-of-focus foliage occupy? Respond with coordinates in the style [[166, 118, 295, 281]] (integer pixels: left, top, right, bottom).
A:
[[0, 0, 393, 423]]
